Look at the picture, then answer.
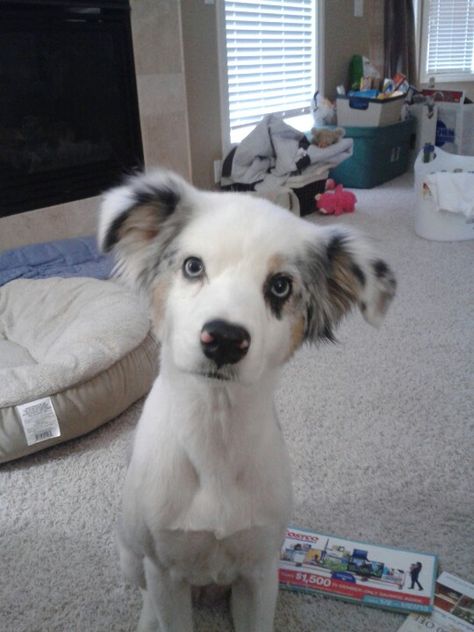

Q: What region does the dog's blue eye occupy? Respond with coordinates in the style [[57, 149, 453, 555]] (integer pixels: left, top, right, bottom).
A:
[[270, 275, 292, 299], [183, 257, 204, 279]]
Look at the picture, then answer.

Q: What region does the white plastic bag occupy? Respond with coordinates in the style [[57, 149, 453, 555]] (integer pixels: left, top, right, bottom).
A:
[[436, 103, 474, 156]]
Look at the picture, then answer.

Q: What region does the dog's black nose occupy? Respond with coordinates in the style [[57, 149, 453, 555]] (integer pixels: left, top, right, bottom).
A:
[[200, 319, 251, 368]]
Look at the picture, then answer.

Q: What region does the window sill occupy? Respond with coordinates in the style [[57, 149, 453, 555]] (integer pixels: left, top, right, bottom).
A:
[[420, 72, 474, 84], [230, 113, 314, 145]]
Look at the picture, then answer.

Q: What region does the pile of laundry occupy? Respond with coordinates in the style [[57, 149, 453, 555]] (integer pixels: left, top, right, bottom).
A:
[[221, 114, 353, 197]]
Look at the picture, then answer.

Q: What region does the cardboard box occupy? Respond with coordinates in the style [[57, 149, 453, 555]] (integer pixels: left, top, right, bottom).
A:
[[280, 527, 437, 615]]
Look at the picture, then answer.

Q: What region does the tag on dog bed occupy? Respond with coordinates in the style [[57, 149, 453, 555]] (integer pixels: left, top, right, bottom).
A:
[[16, 397, 61, 446]]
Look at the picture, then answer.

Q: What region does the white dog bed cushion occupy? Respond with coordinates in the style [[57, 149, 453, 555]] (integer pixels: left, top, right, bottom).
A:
[[0, 277, 159, 463]]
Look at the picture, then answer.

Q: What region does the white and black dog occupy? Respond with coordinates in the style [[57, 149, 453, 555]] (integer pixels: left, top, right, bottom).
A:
[[98, 169, 396, 632]]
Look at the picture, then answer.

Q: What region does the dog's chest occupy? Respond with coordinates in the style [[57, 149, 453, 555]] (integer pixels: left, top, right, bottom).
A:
[[153, 525, 284, 586], [128, 379, 292, 541], [167, 397, 291, 538]]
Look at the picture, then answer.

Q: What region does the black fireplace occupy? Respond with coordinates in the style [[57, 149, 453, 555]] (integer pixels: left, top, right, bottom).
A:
[[0, 0, 143, 217]]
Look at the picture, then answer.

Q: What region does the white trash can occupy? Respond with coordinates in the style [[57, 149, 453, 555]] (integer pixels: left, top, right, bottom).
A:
[[414, 147, 474, 241]]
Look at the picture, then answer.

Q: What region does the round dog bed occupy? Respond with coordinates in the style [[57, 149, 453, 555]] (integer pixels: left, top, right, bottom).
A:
[[0, 277, 159, 463]]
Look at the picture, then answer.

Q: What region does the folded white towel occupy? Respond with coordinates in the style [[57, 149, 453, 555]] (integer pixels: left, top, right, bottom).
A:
[[425, 172, 474, 218]]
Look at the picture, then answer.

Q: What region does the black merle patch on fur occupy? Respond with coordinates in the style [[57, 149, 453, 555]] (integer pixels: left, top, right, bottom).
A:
[[295, 245, 332, 341], [103, 179, 181, 252], [327, 234, 365, 285], [295, 235, 366, 344], [104, 211, 130, 252], [139, 216, 190, 289], [101, 172, 194, 291], [351, 263, 366, 286], [373, 259, 389, 278], [321, 320, 336, 343], [160, 247, 178, 270], [133, 184, 180, 218], [326, 233, 348, 264]]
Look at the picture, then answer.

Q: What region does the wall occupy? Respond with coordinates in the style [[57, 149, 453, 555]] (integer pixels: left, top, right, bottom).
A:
[[0, 0, 191, 252], [324, 0, 372, 98], [181, 0, 222, 190], [182, 0, 374, 191], [132, 0, 191, 176]]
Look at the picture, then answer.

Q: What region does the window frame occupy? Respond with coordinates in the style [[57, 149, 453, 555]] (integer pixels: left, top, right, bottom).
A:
[[216, 0, 324, 154], [418, 0, 474, 84]]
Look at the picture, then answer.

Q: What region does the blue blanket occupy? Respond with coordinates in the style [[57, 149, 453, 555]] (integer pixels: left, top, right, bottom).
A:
[[0, 236, 114, 287]]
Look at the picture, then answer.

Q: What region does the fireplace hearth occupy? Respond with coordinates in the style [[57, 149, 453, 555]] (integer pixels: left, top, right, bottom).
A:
[[0, 0, 143, 216]]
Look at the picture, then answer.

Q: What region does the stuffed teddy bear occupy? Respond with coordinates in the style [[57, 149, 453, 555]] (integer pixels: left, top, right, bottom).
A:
[[315, 180, 357, 215], [311, 127, 345, 149]]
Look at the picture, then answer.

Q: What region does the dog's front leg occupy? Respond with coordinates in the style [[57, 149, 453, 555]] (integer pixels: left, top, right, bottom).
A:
[[142, 557, 193, 632], [137, 589, 159, 632], [231, 557, 279, 632]]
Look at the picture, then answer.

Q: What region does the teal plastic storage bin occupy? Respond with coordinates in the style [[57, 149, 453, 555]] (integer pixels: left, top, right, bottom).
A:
[[330, 119, 416, 188]]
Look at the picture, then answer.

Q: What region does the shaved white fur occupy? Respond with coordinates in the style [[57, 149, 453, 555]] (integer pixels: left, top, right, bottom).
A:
[[99, 170, 396, 632]]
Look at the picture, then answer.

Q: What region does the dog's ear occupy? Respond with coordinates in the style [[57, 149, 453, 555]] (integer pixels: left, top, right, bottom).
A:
[[98, 169, 192, 288], [300, 227, 396, 342]]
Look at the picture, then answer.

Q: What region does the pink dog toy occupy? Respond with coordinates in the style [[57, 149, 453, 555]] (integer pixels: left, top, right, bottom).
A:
[[315, 181, 357, 215]]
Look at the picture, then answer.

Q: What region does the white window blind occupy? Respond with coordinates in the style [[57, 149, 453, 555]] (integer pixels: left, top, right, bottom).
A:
[[424, 0, 474, 79], [224, 0, 316, 144]]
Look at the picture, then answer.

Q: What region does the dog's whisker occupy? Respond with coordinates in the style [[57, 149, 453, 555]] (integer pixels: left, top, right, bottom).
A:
[[182, 366, 238, 382]]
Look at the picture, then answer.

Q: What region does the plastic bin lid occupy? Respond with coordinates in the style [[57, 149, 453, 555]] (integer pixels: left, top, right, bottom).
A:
[[340, 118, 415, 136], [336, 93, 406, 104]]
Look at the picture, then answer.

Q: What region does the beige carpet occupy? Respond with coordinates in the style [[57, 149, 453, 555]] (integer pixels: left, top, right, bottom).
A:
[[2, 173, 473, 632]]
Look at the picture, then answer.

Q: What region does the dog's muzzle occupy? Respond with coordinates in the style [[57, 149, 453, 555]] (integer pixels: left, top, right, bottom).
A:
[[200, 320, 250, 368]]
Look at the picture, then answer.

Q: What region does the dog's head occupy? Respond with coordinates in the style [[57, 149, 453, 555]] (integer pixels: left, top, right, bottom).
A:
[[98, 170, 396, 384]]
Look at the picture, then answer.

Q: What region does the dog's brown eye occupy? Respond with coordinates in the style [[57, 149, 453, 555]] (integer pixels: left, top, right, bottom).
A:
[[183, 256, 205, 279], [270, 275, 292, 299]]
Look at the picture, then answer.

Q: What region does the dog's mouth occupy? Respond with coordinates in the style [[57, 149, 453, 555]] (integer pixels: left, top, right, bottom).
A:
[[185, 365, 238, 382], [202, 371, 232, 382]]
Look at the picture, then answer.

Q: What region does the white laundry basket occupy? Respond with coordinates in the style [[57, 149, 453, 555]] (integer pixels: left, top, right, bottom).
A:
[[414, 147, 474, 241]]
